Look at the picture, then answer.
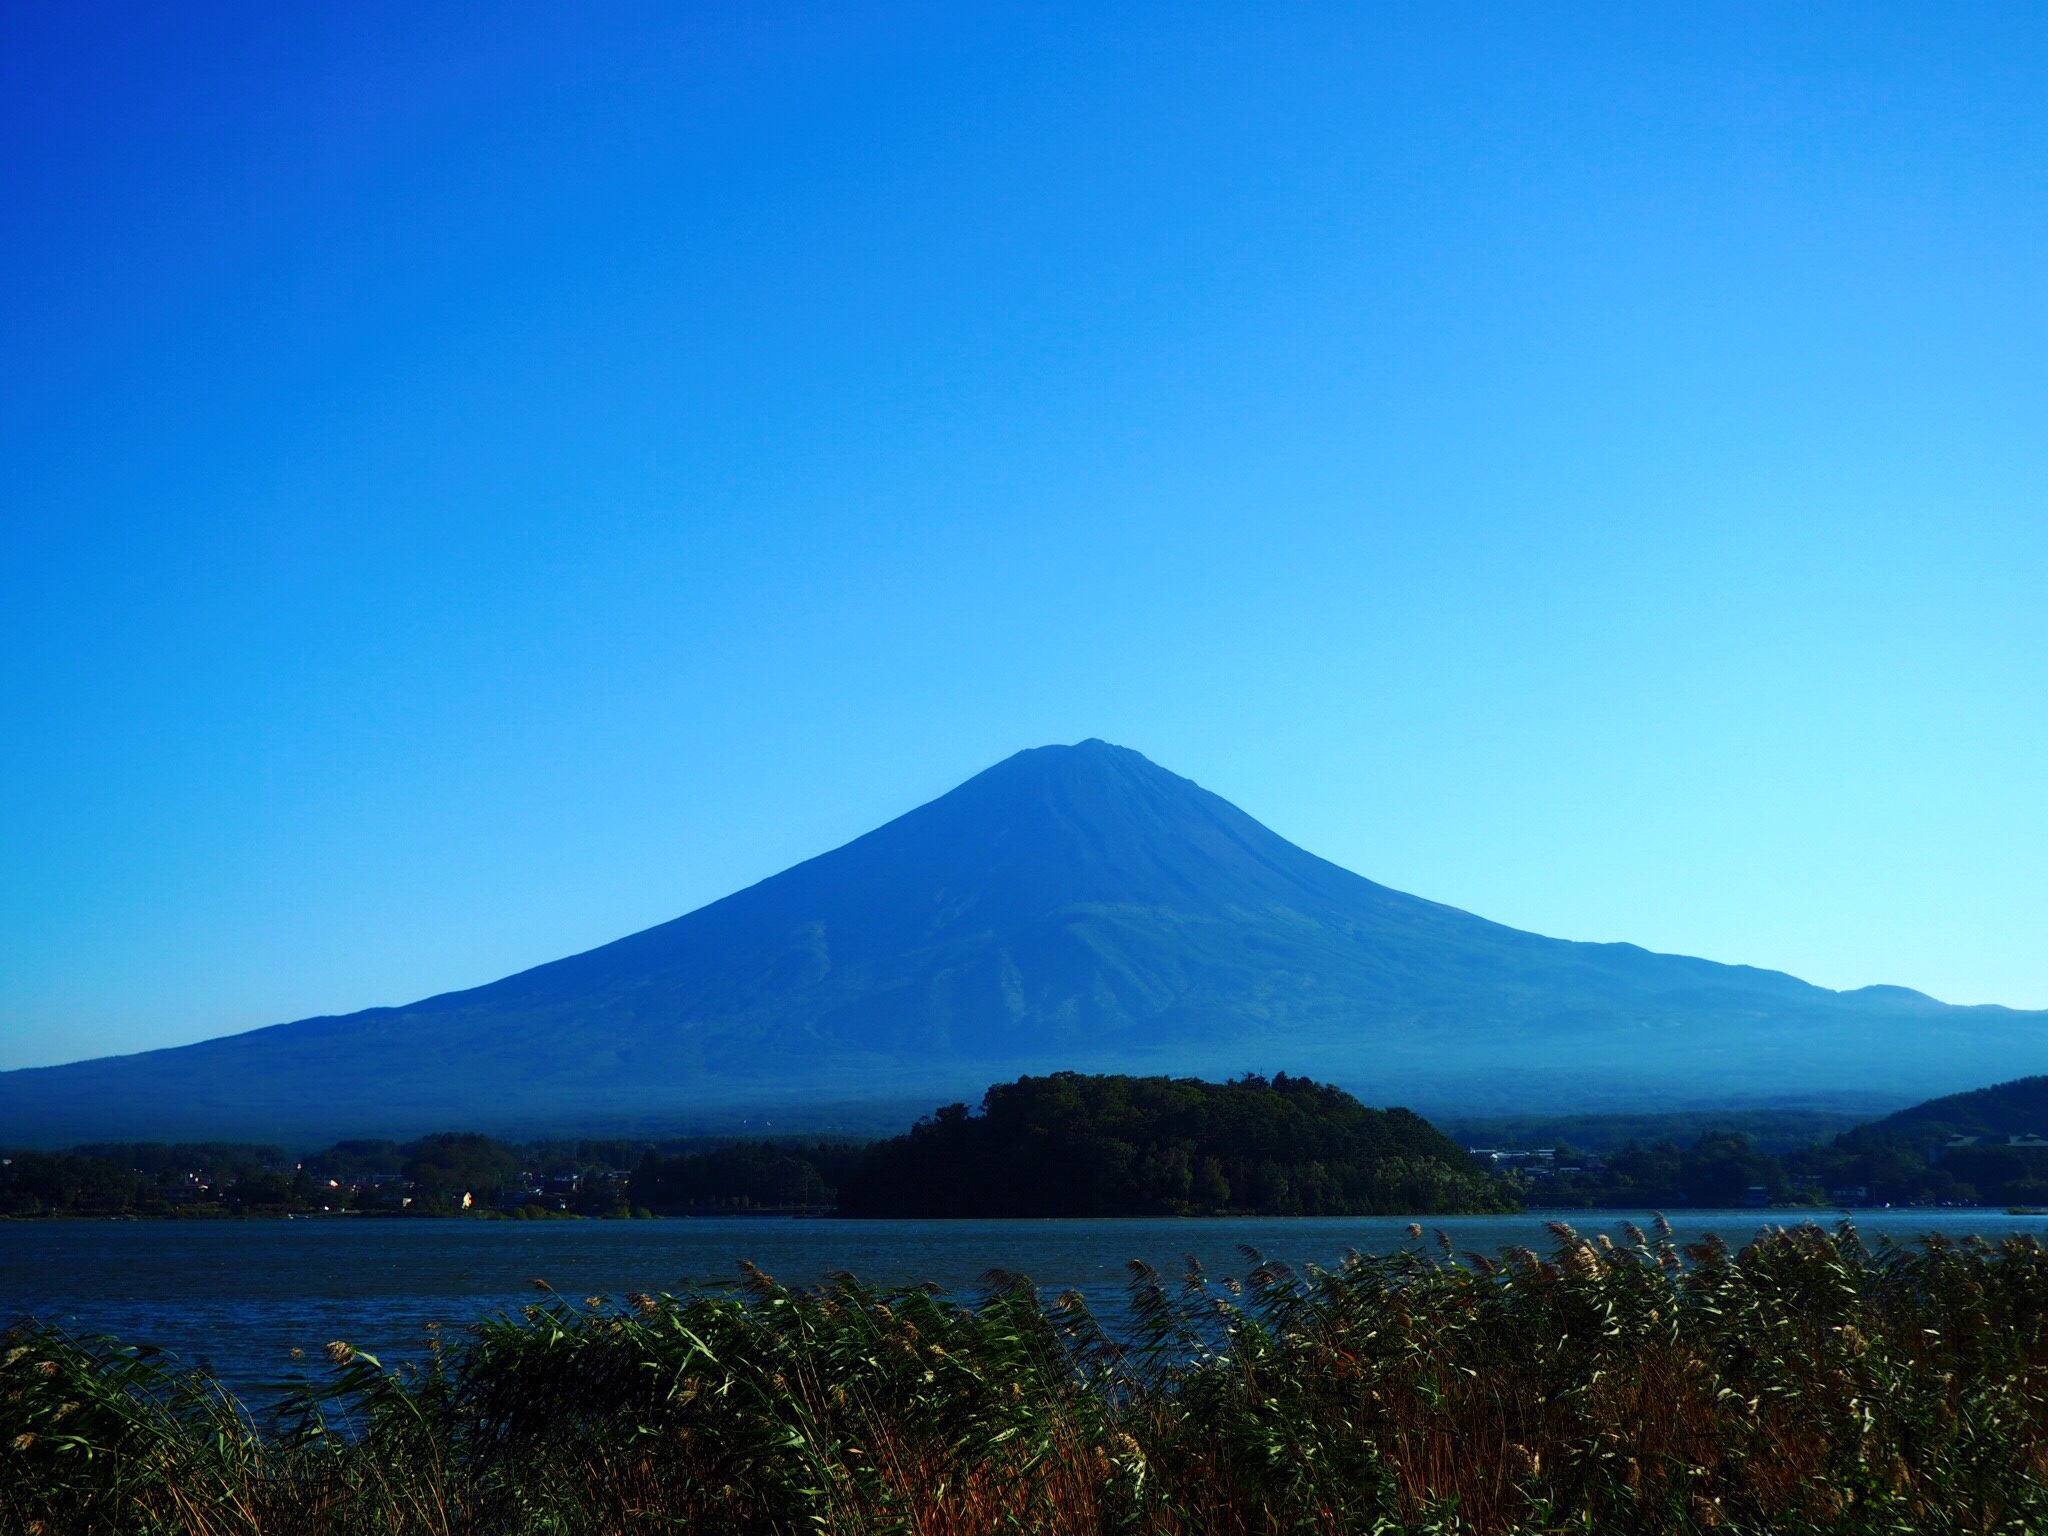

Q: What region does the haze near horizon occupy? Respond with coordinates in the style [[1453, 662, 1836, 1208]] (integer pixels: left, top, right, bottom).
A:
[[4, 3, 2045, 1072]]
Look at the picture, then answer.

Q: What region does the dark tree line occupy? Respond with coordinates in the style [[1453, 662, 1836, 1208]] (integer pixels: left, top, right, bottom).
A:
[[29, 1070, 2038, 1221], [0, 1132, 873, 1218], [629, 1141, 867, 1212], [1541, 1128, 2048, 1209], [833, 1072, 1513, 1217], [5, 1076, 1510, 1219]]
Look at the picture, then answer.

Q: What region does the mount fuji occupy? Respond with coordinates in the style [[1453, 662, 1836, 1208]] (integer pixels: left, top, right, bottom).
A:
[[3, 740, 2038, 1143]]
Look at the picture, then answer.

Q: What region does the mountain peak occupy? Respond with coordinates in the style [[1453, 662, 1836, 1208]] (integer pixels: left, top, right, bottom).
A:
[[938, 739, 1190, 820], [979, 738, 1156, 776]]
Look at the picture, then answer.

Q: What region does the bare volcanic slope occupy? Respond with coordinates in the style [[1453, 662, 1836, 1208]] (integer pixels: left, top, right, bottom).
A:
[[3, 741, 2041, 1142]]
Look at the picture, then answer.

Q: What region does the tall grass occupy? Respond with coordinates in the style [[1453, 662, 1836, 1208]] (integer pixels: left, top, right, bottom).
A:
[[5, 1222, 2046, 1534]]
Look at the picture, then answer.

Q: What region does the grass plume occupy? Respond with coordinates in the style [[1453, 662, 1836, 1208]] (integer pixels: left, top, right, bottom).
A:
[[5, 1221, 2047, 1533]]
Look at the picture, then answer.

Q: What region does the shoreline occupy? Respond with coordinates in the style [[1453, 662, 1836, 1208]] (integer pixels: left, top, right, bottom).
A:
[[5, 1200, 2034, 1224]]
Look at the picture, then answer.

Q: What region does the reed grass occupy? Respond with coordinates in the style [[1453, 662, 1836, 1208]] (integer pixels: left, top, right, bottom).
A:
[[5, 1221, 2047, 1534]]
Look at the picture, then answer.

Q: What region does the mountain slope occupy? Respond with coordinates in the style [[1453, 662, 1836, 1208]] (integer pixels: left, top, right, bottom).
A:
[[3, 740, 2041, 1143]]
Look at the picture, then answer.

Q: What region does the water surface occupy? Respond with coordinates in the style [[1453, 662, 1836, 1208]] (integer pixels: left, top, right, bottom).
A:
[[5, 1209, 2038, 1401]]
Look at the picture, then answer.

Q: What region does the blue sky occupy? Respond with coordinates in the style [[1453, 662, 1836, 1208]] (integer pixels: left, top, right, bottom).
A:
[[4, 3, 2044, 1070]]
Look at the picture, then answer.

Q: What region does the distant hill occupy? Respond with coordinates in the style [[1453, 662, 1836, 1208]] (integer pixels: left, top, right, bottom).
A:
[[1437, 1105, 1882, 1157], [836, 1072, 1509, 1217], [1865, 1076, 2048, 1142], [2, 739, 2043, 1144]]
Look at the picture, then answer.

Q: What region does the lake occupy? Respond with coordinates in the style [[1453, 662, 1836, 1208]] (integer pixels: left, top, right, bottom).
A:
[[5, 1208, 2041, 1403]]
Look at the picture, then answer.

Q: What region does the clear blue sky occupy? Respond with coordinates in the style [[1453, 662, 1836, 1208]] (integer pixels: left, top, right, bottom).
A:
[[4, 3, 2044, 1071]]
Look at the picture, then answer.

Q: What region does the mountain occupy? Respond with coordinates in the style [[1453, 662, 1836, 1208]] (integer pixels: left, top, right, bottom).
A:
[[3, 739, 2042, 1144]]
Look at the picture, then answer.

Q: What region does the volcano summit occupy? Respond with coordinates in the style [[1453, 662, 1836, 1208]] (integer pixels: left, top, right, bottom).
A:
[[3, 740, 2038, 1143]]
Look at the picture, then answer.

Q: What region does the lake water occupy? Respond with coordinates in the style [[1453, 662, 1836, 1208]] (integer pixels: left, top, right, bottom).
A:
[[5, 1209, 2041, 1403]]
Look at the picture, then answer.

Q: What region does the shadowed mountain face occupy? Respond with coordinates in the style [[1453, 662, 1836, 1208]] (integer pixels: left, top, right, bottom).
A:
[[4, 740, 2042, 1143]]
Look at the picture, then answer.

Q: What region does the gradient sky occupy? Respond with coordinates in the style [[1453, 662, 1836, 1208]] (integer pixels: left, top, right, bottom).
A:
[[4, 4, 2045, 1071]]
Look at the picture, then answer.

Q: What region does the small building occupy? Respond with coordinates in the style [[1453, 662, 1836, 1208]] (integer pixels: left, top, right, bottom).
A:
[[1932, 1133, 2048, 1163]]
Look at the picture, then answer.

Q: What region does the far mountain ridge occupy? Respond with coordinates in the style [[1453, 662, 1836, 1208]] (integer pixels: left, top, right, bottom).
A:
[[1, 739, 2039, 1144]]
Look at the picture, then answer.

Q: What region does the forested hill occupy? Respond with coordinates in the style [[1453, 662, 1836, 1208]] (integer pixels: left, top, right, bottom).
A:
[[1867, 1075, 2048, 1140], [835, 1072, 1512, 1217]]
